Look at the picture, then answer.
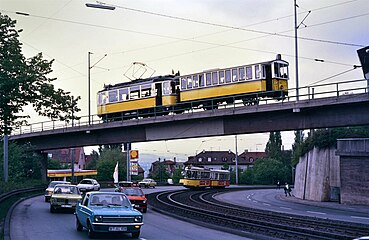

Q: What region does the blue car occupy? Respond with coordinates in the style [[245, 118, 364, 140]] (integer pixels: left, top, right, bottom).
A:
[[75, 192, 143, 239]]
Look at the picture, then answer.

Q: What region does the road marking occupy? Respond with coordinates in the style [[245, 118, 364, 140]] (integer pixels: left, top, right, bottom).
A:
[[351, 216, 369, 220], [307, 211, 326, 215], [253, 201, 258, 203], [279, 207, 292, 210], [263, 203, 271, 206]]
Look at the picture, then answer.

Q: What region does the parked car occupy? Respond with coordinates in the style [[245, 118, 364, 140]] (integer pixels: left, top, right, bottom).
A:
[[115, 181, 134, 191], [138, 178, 157, 188], [77, 178, 100, 192], [119, 187, 147, 213], [44, 180, 71, 202], [75, 192, 143, 239], [49, 184, 82, 213]]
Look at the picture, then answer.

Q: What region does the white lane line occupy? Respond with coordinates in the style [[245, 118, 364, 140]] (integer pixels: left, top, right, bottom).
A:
[[351, 216, 369, 220], [306, 211, 326, 215], [263, 203, 271, 206], [279, 207, 292, 210]]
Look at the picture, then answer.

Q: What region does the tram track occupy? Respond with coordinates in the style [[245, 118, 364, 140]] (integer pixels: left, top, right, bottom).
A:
[[147, 188, 369, 240]]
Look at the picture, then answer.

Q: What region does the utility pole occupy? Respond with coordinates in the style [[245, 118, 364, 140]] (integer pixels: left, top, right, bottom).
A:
[[235, 135, 238, 185], [3, 134, 8, 182], [88, 52, 92, 125], [294, 0, 299, 101]]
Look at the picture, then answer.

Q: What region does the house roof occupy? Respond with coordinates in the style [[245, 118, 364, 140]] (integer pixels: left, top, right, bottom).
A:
[[185, 150, 266, 165]]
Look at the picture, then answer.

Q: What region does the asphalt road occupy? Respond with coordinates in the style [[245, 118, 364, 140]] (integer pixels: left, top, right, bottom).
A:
[[215, 188, 369, 225], [9, 186, 250, 240]]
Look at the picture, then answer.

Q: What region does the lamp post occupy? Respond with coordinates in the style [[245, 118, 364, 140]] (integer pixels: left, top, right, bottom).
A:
[[294, 0, 299, 101]]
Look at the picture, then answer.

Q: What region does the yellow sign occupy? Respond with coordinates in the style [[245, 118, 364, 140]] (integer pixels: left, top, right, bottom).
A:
[[130, 150, 139, 159]]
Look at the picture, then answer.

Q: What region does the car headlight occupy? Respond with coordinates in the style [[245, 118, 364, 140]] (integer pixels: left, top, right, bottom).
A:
[[94, 215, 103, 222], [143, 200, 147, 204], [134, 216, 142, 223]]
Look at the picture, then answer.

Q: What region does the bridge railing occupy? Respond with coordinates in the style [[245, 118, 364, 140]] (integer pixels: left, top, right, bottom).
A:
[[11, 78, 368, 136]]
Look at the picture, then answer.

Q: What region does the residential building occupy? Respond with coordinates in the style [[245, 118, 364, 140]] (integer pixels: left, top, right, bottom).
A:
[[185, 150, 267, 172]]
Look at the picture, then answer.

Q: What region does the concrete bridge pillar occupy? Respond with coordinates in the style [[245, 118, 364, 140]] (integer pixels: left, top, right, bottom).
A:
[[336, 138, 369, 205]]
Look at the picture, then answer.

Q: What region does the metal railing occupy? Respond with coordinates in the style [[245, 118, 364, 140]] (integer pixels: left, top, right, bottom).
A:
[[10, 78, 369, 136]]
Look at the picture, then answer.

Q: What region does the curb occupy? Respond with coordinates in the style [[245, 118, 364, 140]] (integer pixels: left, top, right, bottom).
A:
[[4, 193, 42, 240]]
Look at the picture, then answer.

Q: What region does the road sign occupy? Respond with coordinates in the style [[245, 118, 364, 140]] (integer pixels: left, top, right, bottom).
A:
[[130, 150, 139, 159]]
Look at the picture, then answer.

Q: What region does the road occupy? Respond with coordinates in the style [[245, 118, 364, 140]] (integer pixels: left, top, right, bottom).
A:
[[215, 188, 369, 225], [10, 186, 249, 240]]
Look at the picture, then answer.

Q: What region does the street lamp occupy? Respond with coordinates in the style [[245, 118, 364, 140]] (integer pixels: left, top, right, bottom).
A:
[[85, 3, 116, 10]]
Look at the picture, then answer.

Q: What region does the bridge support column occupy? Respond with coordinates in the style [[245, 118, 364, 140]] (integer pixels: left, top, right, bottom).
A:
[[124, 143, 131, 181], [40, 151, 48, 182]]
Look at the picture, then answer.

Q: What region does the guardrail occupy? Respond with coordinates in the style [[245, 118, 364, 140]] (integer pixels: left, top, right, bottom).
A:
[[1, 187, 44, 240], [10, 78, 369, 136]]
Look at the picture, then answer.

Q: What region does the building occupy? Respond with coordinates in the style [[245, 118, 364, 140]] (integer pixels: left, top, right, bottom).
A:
[[47, 147, 86, 170], [148, 158, 184, 178], [185, 150, 267, 172]]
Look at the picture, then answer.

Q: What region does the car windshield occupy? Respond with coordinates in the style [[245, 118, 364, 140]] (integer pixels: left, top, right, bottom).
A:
[[143, 179, 150, 182], [123, 188, 144, 196], [90, 194, 131, 207], [53, 186, 79, 194], [80, 180, 92, 184], [49, 182, 68, 188]]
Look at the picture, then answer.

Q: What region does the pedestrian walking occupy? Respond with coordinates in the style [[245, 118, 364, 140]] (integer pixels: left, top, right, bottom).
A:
[[284, 182, 291, 197], [277, 180, 281, 190]]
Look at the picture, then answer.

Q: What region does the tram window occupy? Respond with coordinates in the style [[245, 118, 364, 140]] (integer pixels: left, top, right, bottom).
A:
[[108, 90, 118, 103], [232, 68, 238, 82], [181, 77, 187, 90], [201, 172, 210, 179], [255, 65, 261, 79], [239, 67, 245, 81], [199, 74, 205, 87], [219, 71, 225, 84], [163, 81, 171, 95], [119, 88, 129, 101], [274, 62, 280, 77], [261, 65, 266, 78], [225, 69, 231, 83], [187, 76, 193, 89], [206, 72, 212, 86], [141, 84, 152, 97], [102, 93, 107, 104], [129, 86, 140, 99], [193, 75, 199, 88], [186, 171, 191, 178], [246, 66, 252, 80], [98, 93, 102, 105], [212, 72, 219, 85]]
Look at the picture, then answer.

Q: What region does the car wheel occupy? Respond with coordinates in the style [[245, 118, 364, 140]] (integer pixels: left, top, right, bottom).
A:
[[45, 197, 48, 202], [142, 208, 147, 213], [50, 205, 55, 213], [76, 217, 83, 231], [132, 231, 140, 239], [87, 222, 95, 239]]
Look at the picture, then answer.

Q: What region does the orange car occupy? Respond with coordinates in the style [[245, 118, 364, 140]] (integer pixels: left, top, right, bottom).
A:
[[120, 187, 147, 213]]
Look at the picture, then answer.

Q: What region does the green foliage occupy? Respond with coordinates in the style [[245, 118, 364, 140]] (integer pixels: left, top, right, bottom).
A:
[[291, 126, 369, 165], [47, 158, 62, 170], [172, 168, 183, 184], [265, 131, 282, 161], [0, 141, 43, 182], [96, 148, 127, 182], [0, 13, 80, 135]]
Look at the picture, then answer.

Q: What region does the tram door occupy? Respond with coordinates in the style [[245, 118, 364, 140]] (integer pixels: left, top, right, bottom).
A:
[[155, 83, 162, 106], [265, 65, 272, 92]]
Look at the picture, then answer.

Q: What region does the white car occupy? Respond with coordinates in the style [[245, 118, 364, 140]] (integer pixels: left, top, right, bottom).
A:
[[77, 178, 100, 192], [45, 180, 71, 202]]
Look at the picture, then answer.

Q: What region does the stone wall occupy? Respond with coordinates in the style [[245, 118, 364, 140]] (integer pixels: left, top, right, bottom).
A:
[[337, 138, 369, 205], [294, 147, 340, 201]]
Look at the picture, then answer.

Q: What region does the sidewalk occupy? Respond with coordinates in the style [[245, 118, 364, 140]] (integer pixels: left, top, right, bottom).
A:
[[277, 193, 369, 214]]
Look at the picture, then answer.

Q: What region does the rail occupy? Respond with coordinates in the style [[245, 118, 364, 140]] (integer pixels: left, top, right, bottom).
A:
[[10, 78, 369, 136]]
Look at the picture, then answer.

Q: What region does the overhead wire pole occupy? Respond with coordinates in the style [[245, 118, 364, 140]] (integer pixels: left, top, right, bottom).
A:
[[294, 0, 299, 101], [235, 135, 238, 185]]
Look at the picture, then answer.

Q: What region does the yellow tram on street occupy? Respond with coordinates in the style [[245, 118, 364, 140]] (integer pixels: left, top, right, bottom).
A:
[[180, 166, 230, 189]]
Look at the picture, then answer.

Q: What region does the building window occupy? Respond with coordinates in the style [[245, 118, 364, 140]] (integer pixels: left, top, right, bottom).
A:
[[249, 157, 254, 163], [207, 157, 211, 162], [222, 157, 227, 162], [198, 157, 203, 162]]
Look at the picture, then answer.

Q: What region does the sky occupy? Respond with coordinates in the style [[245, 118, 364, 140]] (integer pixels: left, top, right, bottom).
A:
[[1, 0, 368, 161]]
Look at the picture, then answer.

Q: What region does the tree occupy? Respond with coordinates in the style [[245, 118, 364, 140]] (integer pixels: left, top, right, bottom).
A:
[[265, 131, 282, 161], [96, 148, 127, 182], [0, 13, 80, 135]]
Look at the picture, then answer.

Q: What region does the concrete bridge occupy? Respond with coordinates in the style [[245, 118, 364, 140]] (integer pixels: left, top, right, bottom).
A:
[[10, 91, 369, 151]]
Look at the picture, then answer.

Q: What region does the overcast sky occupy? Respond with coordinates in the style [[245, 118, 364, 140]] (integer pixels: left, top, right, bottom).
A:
[[1, 0, 368, 159]]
